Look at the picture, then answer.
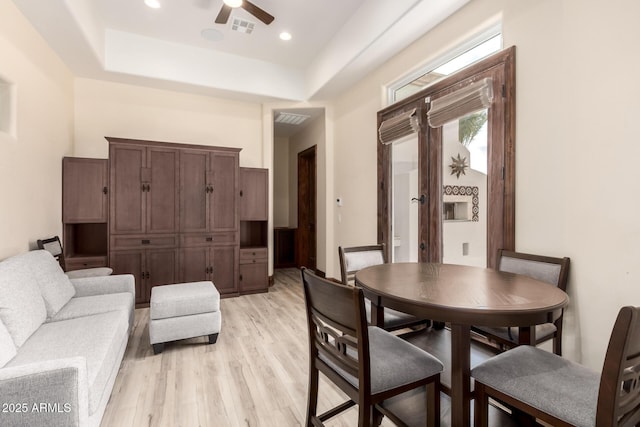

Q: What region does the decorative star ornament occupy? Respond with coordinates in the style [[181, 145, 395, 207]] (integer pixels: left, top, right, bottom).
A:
[[449, 153, 468, 178]]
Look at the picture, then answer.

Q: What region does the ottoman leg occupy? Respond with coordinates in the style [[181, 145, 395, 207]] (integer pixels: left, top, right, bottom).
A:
[[153, 343, 164, 354], [208, 333, 219, 344]]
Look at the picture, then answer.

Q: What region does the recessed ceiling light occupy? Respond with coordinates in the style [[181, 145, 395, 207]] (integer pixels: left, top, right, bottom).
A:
[[201, 28, 224, 42], [223, 0, 243, 7], [279, 32, 292, 41], [144, 0, 161, 9]]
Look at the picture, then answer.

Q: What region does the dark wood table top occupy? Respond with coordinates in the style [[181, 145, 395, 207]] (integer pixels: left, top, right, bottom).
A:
[[355, 262, 569, 327]]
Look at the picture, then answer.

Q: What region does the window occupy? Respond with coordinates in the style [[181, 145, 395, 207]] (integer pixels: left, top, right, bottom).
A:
[[388, 29, 502, 104]]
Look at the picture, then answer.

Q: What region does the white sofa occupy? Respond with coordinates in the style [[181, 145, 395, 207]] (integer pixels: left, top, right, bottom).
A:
[[0, 250, 134, 427]]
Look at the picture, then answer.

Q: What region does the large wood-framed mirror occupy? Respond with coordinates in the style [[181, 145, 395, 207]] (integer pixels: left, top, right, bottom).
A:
[[377, 47, 515, 268]]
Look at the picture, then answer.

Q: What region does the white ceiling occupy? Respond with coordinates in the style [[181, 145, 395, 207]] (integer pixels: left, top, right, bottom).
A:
[[11, 0, 470, 102]]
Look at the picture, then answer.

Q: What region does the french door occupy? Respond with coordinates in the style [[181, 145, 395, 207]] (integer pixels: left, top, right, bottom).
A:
[[378, 47, 516, 268]]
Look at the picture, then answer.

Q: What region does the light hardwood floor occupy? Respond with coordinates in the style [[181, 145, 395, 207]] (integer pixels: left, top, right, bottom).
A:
[[102, 269, 515, 427], [102, 269, 373, 426]]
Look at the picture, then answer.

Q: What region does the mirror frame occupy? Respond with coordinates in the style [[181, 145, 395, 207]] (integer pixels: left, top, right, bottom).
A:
[[377, 46, 516, 268]]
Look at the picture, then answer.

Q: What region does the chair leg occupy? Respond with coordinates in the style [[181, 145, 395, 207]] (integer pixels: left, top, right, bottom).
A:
[[426, 380, 440, 427], [372, 406, 384, 426], [474, 382, 489, 427], [306, 366, 319, 427], [358, 403, 371, 427], [553, 320, 563, 356]]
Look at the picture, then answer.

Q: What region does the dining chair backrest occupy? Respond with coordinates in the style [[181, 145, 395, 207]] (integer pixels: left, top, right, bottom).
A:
[[596, 305, 640, 425], [302, 267, 369, 391], [338, 244, 386, 286], [37, 236, 65, 268], [301, 267, 443, 426], [497, 249, 570, 291]]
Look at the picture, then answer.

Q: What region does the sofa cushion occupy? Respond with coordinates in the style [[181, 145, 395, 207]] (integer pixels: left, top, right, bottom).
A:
[[6, 310, 129, 415], [0, 318, 17, 368], [0, 253, 47, 347], [49, 293, 133, 324], [27, 250, 76, 317]]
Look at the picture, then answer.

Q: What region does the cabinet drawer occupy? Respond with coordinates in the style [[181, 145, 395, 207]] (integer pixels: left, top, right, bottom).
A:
[[65, 256, 108, 271], [180, 232, 237, 247], [110, 234, 178, 250], [240, 247, 268, 262]]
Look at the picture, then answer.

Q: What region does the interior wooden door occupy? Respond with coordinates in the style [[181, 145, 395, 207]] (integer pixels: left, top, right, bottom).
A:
[[297, 146, 316, 270], [146, 148, 179, 234], [110, 144, 146, 235]]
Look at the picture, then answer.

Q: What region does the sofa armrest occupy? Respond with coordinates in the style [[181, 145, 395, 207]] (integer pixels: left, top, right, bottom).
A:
[[0, 358, 89, 427], [70, 274, 135, 298]]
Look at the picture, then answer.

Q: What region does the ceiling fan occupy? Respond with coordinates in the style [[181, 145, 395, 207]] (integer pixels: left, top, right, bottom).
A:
[[215, 0, 275, 25]]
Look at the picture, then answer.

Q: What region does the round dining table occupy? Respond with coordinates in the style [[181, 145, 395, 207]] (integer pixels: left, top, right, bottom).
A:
[[355, 262, 569, 427]]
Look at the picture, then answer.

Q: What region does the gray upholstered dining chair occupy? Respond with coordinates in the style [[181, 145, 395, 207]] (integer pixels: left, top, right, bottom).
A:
[[472, 249, 570, 355], [37, 236, 113, 279], [301, 268, 443, 427], [338, 244, 430, 332], [472, 305, 640, 427]]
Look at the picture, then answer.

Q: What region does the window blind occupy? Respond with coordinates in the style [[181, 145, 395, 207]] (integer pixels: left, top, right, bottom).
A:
[[378, 108, 419, 145], [427, 78, 493, 128]]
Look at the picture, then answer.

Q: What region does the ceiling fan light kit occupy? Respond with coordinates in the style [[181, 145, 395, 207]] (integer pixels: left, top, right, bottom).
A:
[[215, 0, 274, 26], [223, 0, 242, 8], [144, 0, 161, 9]]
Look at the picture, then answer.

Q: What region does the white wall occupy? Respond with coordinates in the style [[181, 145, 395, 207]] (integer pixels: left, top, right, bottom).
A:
[[331, 0, 640, 371], [273, 136, 290, 227], [73, 78, 264, 166], [0, 1, 74, 259]]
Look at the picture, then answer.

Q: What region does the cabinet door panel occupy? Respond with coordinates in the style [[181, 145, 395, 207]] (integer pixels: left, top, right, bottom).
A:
[[240, 168, 268, 220], [147, 148, 179, 234], [110, 250, 145, 304], [180, 247, 210, 283], [147, 248, 178, 289], [180, 150, 209, 233], [239, 262, 268, 293], [211, 246, 237, 294], [210, 153, 238, 232], [63, 158, 108, 223], [110, 145, 146, 234]]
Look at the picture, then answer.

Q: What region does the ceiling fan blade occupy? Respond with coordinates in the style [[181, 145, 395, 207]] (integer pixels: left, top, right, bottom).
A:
[[242, 0, 274, 25], [215, 5, 232, 24]]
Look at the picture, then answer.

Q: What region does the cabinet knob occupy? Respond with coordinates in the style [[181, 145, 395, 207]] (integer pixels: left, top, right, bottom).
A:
[[206, 237, 213, 242], [141, 239, 151, 245], [102, 187, 108, 194]]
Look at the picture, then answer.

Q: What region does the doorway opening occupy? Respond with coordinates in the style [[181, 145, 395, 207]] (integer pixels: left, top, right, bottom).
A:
[[272, 107, 324, 273]]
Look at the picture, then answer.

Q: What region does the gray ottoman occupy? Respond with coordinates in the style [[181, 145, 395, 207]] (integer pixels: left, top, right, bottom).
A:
[[149, 281, 221, 354]]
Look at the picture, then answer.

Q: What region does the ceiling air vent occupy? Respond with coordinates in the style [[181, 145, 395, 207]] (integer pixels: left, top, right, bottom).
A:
[[275, 112, 310, 125], [231, 18, 255, 34]]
